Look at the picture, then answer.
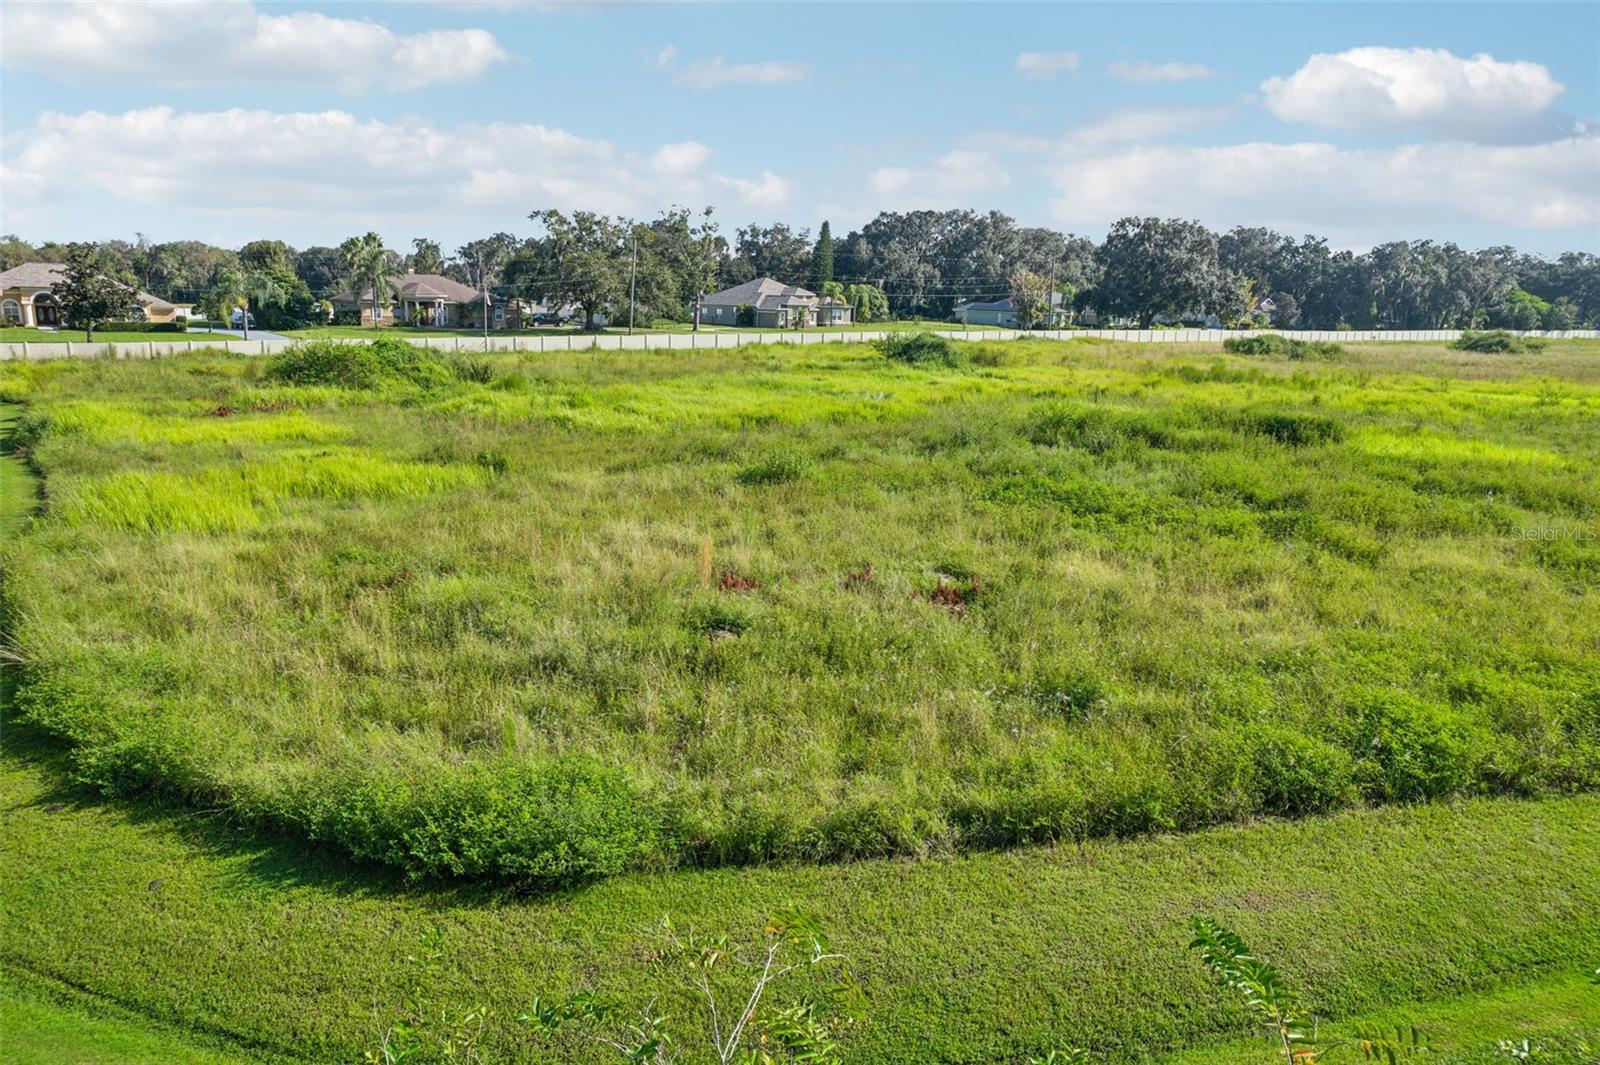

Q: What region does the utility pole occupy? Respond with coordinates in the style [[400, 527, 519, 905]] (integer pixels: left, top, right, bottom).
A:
[[1048, 261, 1057, 330], [477, 248, 489, 342], [628, 231, 637, 335]]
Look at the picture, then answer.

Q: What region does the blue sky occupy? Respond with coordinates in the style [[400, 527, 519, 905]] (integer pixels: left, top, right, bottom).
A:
[[2, 1, 1597, 253]]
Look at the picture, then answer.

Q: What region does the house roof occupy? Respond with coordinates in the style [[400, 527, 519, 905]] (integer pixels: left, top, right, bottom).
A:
[[334, 272, 482, 305], [956, 291, 1066, 314], [0, 262, 65, 289], [701, 277, 823, 311], [956, 296, 1017, 312], [0, 261, 172, 309]]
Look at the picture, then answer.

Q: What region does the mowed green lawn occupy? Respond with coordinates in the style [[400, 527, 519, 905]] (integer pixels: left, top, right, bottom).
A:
[[1, 337, 1596, 888], [0, 328, 208, 344]]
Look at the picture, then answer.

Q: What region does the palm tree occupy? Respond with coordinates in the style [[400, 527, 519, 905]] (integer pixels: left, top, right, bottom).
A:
[[240, 270, 285, 341], [340, 232, 402, 329], [206, 267, 244, 336]]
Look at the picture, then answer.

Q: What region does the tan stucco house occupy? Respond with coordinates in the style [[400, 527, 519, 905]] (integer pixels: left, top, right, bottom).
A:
[[0, 262, 177, 328], [698, 278, 852, 328], [332, 271, 491, 328]]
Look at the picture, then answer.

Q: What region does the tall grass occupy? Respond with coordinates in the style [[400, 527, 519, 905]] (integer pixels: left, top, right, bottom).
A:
[[4, 338, 1598, 884]]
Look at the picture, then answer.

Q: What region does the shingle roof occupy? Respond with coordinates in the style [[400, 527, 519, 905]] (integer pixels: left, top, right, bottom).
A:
[[957, 296, 1016, 312], [701, 277, 820, 310], [334, 273, 482, 305], [0, 262, 64, 288], [0, 261, 172, 309]]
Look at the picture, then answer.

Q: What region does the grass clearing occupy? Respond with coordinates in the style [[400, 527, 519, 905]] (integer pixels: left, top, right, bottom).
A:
[[2, 337, 1597, 885]]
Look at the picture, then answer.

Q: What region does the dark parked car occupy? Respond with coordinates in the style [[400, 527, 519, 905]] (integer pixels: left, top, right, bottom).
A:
[[530, 312, 569, 326]]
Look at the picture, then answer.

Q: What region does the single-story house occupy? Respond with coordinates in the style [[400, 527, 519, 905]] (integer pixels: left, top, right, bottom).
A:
[[953, 291, 1067, 328], [332, 271, 490, 328], [697, 277, 852, 328], [0, 262, 176, 328]]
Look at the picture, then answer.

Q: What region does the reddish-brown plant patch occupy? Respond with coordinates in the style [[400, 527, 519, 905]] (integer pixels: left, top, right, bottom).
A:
[[718, 570, 759, 593], [842, 563, 875, 589], [920, 576, 985, 614]]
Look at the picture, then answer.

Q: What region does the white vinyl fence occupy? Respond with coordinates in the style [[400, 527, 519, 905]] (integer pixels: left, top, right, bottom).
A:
[[2, 328, 1596, 362]]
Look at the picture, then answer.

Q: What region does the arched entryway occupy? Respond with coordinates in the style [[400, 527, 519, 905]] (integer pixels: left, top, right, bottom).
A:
[[31, 294, 61, 328]]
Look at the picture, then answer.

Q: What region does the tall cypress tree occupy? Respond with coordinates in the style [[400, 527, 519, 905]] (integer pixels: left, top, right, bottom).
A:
[[811, 220, 834, 292]]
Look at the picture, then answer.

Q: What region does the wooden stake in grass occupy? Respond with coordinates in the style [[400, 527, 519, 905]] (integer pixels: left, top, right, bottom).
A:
[[698, 536, 714, 587]]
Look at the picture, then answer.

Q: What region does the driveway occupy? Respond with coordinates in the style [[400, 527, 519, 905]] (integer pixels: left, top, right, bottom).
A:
[[188, 327, 294, 343]]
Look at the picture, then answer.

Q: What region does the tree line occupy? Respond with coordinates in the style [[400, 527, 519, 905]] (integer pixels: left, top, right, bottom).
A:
[[4, 210, 1595, 332]]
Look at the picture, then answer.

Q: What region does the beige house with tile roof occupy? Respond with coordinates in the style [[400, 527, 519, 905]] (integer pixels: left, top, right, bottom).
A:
[[331, 271, 492, 327], [0, 262, 176, 328]]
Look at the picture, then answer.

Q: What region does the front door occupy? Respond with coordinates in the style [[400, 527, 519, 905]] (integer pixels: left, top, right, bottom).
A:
[[34, 299, 60, 327]]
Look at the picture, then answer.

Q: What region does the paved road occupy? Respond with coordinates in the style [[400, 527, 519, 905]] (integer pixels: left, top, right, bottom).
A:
[[187, 327, 293, 342]]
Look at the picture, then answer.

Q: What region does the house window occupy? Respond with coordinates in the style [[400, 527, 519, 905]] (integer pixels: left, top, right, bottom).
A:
[[0, 300, 19, 323]]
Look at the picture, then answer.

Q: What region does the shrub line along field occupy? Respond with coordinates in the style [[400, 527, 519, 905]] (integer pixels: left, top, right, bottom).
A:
[[2, 335, 1597, 889], [2, 735, 1597, 1062]]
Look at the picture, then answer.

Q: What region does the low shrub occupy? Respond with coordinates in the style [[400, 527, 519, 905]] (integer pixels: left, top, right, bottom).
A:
[[1026, 402, 1177, 453], [1341, 689, 1495, 802], [1250, 727, 1357, 815], [300, 756, 662, 882], [876, 332, 964, 367], [735, 452, 808, 486], [267, 337, 452, 388], [1453, 329, 1544, 353], [1239, 409, 1345, 446], [450, 357, 495, 384], [1223, 334, 1344, 359]]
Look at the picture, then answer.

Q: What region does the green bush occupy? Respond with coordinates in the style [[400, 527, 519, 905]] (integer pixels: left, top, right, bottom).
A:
[[1250, 728, 1357, 815], [1342, 690, 1494, 802], [876, 332, 964, 366], [1223, 334, 1344, 359], [299, 757, 662, 882], [1026, 402, 1177, 453], [735, 452, 808, 486], [450, 356, 495, 384], [1454, 329, 1528, 353], [1239, 410, 1345, 446], [267, 337, 452, 388]]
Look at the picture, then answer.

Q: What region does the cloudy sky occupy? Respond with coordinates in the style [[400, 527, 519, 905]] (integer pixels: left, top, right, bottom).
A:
[[2, 1, 1597, 253]]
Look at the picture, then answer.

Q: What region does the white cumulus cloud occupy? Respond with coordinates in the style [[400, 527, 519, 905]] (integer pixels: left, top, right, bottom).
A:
[[1108, 61, 1216, 83], [670, 57, 813, 89], [0, 1, 507, 91], [1015, 52, 1081, 80], [1261, 47, 1567, 140], [866, 150, 1011, 208], [2, 107, 792, 234], [1043, 135, 1600, 239]]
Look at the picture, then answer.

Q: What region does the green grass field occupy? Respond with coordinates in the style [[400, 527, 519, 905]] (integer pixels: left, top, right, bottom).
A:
[[1, 337, 1596, 887], [1, 334, 1597, 1061]]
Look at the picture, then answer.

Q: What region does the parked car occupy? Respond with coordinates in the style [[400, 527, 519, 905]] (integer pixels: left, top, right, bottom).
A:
[[531, 312, 569, 326], [229, 310, 256, 329]]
